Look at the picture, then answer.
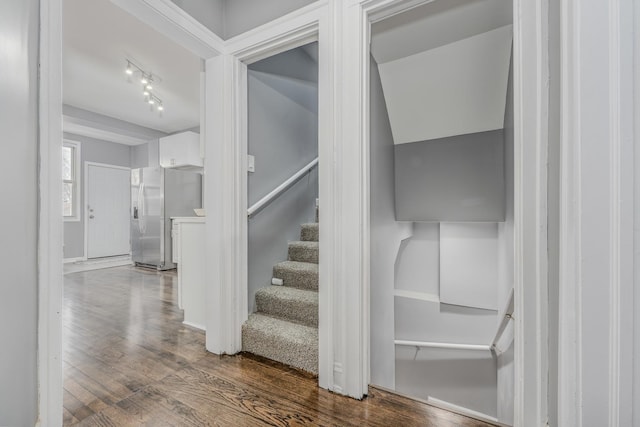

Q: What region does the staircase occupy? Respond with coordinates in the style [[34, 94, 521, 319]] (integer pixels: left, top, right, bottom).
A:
[[242, 221, 319, 374]]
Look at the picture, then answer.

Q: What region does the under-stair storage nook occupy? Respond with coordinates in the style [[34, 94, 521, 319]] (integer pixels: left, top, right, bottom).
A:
[[369, 0, 515, 424]]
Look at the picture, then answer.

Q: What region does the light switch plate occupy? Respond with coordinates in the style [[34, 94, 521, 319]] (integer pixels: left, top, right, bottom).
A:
[[247, 155, 255, 173]]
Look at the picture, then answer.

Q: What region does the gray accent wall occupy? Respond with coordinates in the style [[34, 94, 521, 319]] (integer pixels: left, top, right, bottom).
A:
[[369, 56, 413, 389], [247, 45, 318, 312], [394, 130, 505, 222], [131, 142, 149, 169], [0, 0, 39, 424], [63, 133, 132, 259], [224, 0, 316, 39], [395, 346, 497, 416], [170, 0, 316, 40], [170, 0, 225, 38]]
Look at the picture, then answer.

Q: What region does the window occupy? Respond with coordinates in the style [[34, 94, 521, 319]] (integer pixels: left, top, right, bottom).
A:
[[63, 141, 81, 221]]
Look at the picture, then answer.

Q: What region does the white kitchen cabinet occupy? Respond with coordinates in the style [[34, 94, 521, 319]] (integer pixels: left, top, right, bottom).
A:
[[171, 217, 206, 330], [159, 131, 203, 170]]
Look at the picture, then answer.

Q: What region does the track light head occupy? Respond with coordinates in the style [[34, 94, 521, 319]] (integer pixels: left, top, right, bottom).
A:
[[125, 59, 163, 116]]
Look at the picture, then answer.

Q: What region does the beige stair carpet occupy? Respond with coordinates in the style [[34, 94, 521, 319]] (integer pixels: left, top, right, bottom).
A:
[[242, 221, 319, 374]]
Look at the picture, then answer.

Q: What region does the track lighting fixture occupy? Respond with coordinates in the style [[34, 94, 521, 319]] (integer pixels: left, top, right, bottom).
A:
[[124, 59, 164, 115]]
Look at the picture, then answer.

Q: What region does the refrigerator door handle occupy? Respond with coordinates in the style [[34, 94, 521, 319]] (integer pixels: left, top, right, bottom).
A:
[[139, 182, 146, 234]]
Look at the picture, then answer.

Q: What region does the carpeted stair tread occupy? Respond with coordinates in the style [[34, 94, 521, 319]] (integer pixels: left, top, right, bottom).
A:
[[288, 241, 319, 264], [273, 261, 319, 291], [300, 223, 319, 242], [242, 313, 318, 374], [256, 286, 318, 327]]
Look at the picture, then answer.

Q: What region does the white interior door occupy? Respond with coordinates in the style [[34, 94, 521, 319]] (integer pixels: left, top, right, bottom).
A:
[[86, 163, 131, 259]]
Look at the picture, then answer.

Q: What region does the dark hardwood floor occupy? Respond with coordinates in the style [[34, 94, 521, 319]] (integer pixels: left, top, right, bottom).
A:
[[63, 266, 494, 426]]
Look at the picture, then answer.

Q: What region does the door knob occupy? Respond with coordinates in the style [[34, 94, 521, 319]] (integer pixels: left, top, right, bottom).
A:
[[89, 215, 95, 219]]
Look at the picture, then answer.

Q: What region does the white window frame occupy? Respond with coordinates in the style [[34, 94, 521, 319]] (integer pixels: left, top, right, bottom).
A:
[[62, 140, 81, 222]]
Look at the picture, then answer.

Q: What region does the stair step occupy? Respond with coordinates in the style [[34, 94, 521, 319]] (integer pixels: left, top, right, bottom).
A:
[[242, 313, 318, 374], [288, 241, 318, 264], [300, 223, 319, 242], [273, 261, 318, 291], [256, 286, 318, 327]]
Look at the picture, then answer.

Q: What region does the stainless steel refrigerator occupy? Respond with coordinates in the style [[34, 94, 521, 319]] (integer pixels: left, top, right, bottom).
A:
[[131, 167, 202, 270]]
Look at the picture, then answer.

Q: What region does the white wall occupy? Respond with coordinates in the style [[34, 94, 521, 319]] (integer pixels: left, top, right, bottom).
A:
[[440, 223, 499, 311], [0, 0, 39, 425], [395, 345, 497, 417], [247, 46, 318, 312], [394, 223, 438, 296], [63, 133, 132, 259]]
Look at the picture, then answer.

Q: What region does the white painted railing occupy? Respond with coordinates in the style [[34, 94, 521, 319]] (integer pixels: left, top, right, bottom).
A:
[[247, 157, 318, 218], [394, 340, 491, 352], [395, 288, 515, 356], [490, 287, 515, 355]]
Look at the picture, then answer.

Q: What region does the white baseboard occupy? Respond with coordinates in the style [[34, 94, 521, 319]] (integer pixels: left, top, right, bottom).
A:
[[426, 397, 503, 426], [64, 256, 132, 274], [183, 321, 206, 331]]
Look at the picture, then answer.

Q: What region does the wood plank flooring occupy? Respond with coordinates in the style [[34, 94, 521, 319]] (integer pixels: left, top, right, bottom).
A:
[[63, 266, 495, 426]]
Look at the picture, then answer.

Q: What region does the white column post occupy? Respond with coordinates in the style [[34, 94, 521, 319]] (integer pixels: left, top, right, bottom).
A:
[[558, 0, 635, 425], [205, 55, 248, 355]]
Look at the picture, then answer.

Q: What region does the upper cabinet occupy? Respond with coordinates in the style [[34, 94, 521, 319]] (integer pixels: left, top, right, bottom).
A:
[[159, 131, 203, 171]]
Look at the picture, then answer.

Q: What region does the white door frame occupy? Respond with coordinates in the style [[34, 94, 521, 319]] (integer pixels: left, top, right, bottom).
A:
[[557, 0, 636, 425], [38, 1, 222, 425], [83, 162, 131, 260], [204, 2, 327, 359], [336, 0, 550, 418]]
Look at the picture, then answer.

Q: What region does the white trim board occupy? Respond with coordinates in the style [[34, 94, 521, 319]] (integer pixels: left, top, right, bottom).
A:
[[558, 0, 636, 425], [38, 0, 64, 424]]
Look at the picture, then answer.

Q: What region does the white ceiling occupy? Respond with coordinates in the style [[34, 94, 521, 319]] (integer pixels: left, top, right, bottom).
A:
[[63, 0, 201, 134], [371, 0, 512, 64]]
